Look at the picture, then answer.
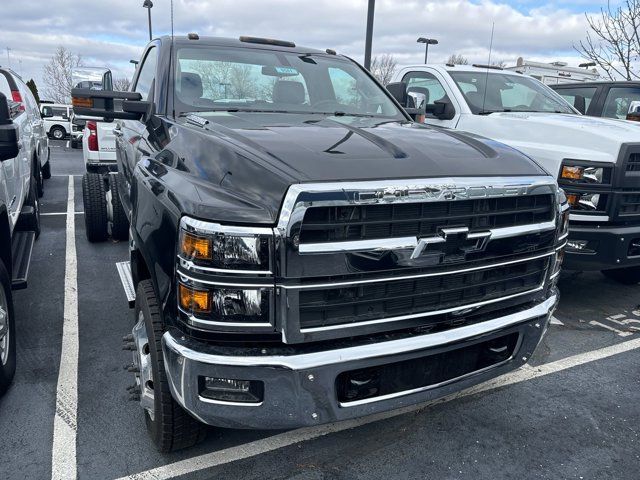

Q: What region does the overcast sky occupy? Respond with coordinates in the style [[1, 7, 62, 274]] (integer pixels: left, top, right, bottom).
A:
[[0, 0, 619, 99]]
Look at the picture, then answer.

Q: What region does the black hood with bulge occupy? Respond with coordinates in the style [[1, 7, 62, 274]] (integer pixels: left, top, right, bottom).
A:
[[157, 112, 548, 224]]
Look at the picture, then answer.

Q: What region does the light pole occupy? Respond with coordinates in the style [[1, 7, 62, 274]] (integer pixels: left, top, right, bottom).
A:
[[364, 0, 375, 70], [143, 0, 153, 41], [579, 62, 596, 69], [417, 37, 438, 64]]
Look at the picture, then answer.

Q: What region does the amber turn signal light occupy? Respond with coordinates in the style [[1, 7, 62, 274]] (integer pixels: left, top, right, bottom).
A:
[[561, 166, 583, 180], [181, 232, 212, 260], [179, 284, 211, 313], [72, 97, 93, 108], [566, 194, 579, 206]]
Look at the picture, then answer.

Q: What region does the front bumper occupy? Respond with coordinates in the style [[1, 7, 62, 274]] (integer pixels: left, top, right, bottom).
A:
[[162, 291, 558, 430], [564, 222, 640, 271]]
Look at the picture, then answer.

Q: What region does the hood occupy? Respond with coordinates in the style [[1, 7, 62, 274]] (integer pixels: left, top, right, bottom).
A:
[[467, 112, 640, 165], [166, 112, 548, 224], [180, 112, 546, 180]]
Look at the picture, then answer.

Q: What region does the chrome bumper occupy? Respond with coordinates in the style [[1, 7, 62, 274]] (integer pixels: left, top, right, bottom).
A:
[[162, 290, 559, 429]]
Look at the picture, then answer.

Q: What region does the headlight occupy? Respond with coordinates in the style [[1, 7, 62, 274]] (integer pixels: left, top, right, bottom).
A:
[[178, 283, 271, 324], [561, 165, 605, 184], [179, 217, 272, 272], [565, 192, 602, 211], [177, 216, 275, 330]]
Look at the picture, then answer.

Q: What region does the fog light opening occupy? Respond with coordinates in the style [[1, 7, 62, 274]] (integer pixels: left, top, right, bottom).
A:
[[199, 377, 264, 403], [566, 240, 596, 254]]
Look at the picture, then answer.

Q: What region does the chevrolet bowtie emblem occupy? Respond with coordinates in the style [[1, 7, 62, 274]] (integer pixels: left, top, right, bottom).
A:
[[411, 227, 492, 260]]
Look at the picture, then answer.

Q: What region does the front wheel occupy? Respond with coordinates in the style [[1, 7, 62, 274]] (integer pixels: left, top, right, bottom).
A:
[[50, 126, 66, 140], [132, 280, 207, 452], [0, 261, 16, 396], [42, 157, 51, 180], [602, 267, 640, 285]]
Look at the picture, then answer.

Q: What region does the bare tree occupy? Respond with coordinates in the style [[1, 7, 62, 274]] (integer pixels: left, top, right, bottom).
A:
[[113, 77, 132, 92], [42, 46, 83, 103], [370, 54, 397, 85], [447, 54, 469, 65], [575, 1, 640, 80]]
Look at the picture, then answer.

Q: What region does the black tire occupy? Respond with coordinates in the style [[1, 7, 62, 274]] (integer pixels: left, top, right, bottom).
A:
[[108, 174, 129, 241], [50, 126, 66, 140], [0, 261, 16, 396], [135, 280, 207, 452], [602, 267, 640, 285], [35, 157, 44, 198], [20, 177, 41, 239], [42, 157, 51, 179], [82, 173, 108, 242]]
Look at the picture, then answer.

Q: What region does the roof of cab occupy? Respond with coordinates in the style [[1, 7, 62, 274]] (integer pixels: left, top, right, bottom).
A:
[[158, 35, 329, 55], [400, 64, 523, 76]]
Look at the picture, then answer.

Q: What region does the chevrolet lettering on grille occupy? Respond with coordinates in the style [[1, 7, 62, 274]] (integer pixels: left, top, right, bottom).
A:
[[356, 184, 529, 204]]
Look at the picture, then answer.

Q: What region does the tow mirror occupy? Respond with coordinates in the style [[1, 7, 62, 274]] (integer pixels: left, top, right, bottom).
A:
[[627, 101, 640, 122], [574, 95, 586, 114], [71, 88, 152, 122], [425, 98, 455, 121], [0, 93, 20, 162], [387, 82, 427, 121], [386, 82, 408, 106]]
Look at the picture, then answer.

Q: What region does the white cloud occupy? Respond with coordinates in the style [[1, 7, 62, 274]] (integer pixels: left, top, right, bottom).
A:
[[0, 0, 595, 99]]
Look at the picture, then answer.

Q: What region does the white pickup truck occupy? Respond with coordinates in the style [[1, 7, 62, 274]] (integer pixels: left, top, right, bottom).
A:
[[389, 64, 640, 283]]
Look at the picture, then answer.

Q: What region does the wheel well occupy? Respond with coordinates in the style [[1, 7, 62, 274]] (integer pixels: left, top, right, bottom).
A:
[[131, 248, 151, 289], [0, 209, 11, 278], [50, 124, 66, 132]]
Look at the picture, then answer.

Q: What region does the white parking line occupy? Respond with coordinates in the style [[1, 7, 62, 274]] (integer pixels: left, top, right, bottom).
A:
[[41, 212, 84, 216], [589, 320, 634, 337], [51, 176, 79, 480], [115, 337, 640, 480]]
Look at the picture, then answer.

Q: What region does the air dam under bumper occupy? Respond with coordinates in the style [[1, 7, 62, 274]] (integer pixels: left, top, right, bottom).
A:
[[565, 223, 640, 271], [162, 291, 558, 430]]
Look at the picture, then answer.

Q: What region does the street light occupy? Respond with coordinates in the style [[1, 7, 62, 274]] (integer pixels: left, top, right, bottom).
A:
[[579, 62, 596, 69], [143, 0, 153, 41], [417, 37, 438, 64]]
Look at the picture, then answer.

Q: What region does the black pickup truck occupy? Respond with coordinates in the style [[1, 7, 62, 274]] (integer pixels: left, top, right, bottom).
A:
[[551, 81, 640, 120], [72, 35, 567, 452]]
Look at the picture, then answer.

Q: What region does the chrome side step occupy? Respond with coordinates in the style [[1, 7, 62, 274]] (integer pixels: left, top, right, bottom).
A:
[[116, 261, 136, 307]]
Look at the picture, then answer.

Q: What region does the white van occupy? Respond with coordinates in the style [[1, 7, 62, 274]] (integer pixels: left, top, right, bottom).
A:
[[40, 103, 72, 140]]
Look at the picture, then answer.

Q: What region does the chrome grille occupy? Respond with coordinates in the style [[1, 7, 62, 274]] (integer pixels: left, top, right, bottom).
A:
[[300, 194, 554, 243], [298, 256, 548, 330], [276, 176, 558, 343]]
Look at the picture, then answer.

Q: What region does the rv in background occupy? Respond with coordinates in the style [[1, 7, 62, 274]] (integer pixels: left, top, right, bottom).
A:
[[506, 58, 600, 85]]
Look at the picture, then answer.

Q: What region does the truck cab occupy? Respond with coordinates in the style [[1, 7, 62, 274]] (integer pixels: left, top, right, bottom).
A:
[[391, 64, 640, 283]]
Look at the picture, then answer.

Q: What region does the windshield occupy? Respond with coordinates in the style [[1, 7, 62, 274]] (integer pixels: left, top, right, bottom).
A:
[[449, 71, 575, 115], [174, 46, 404, 119]]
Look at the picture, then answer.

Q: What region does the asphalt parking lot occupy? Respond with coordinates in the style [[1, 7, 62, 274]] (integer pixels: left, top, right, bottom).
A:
[[0, 141, 638, 480]]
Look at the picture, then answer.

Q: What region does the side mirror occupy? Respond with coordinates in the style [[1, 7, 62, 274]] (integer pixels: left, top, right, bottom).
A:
[[71, 88, 152, 122], [386, 82, 408, 106], [627, 100, 640, 122], [425, 98, 455, 121], [574, 95, 586, 115], [0, 93, 19, 162]]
